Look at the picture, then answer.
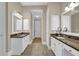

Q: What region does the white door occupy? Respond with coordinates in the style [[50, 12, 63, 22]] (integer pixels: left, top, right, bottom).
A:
[[34, 19, 41, 37]]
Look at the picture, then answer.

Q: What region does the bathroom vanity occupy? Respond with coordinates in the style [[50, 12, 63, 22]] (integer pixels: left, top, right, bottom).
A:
[[10, 32, 30, 55], [50, 33, 79, 56]]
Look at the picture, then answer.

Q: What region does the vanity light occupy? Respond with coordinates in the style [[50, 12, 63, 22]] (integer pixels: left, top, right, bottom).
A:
[[69, 2, 75, 8], [14, 12, 23, 18], [65, 7, 70, 11], [64, 2, 79, 11], [16, 13, 23, 18]]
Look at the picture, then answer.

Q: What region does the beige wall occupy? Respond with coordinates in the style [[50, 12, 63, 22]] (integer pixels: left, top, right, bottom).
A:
[[48, 2, 61, 15], [71, 12, 79, 33], [22, 5, 47, 43], [60, 2, 71, 13], [7, 2, 23, 52]]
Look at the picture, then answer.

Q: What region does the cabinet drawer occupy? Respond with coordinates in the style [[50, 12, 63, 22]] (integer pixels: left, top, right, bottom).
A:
[[63, 44, 79, 56]]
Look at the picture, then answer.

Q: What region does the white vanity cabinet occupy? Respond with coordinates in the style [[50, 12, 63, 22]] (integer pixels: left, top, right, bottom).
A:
[[11, 38, 23, 55], [51, 37, 56, 53], [54, 39, 63, 56], [51, 37, 63, 56], [62, 43, 79, 56], [22, 35, 30, 51], [51, 36, 79, 56], [11, 35, 30, 55]]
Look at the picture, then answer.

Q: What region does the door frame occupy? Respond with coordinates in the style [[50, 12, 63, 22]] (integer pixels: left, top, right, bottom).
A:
[[31, 10, 43, 41]]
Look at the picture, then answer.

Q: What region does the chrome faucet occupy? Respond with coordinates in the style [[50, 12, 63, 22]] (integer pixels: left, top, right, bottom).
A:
[[63, 27, 68, 32], [57, 27, 62, 32]]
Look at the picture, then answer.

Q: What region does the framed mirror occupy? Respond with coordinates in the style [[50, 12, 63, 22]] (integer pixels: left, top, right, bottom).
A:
[[71, 12, 79, 33], [12, 12, 23, 33]]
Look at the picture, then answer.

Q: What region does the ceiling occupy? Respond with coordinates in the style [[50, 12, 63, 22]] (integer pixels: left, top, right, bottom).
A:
[[21, 2, 48, 6]]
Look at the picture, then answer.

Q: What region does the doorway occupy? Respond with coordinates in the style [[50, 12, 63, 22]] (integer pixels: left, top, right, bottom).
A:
[[34, 18, 41, 37], [31, 10, 42, 41]]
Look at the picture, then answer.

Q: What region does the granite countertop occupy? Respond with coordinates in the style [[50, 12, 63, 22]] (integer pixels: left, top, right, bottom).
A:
[[50, 34, 79, 51], [10, 32, 30, 38]]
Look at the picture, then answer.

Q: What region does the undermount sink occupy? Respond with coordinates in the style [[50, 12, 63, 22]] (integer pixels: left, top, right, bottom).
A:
[[56, 37, 65, 39]]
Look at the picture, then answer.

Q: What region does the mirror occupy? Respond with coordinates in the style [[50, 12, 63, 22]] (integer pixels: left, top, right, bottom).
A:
[[23, 19, 30, 32], [71, 12, 79, 33], [61, 15, 71, 32], [62, 3, 79, 33], [12, 12, 23, 33]]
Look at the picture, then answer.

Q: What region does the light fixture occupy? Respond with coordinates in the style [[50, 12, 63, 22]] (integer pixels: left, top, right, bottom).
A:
[[69, 2, 75, 8], [14, 12, 23, 18], [64, 2, 79, 11], [65, 7, 70, 11]]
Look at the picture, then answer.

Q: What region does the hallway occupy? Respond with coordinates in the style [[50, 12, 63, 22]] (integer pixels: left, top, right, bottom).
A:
[[21, 38, 55, 56]]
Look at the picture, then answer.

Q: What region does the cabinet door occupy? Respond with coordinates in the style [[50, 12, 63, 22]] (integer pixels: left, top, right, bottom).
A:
[[11, 38, 22, 55], [51, 37, 55, 53], [22, 35, 30, 51], [55, 39, 63, 56], [23, 36, 28, 50], [22, 37, 27, 51], [26, 35, 30, 45], [63, 43, 79, 56]]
